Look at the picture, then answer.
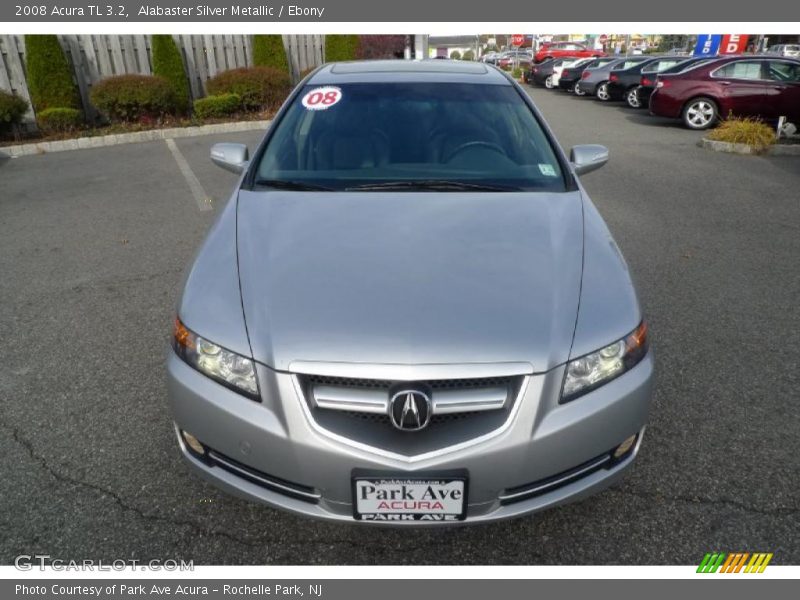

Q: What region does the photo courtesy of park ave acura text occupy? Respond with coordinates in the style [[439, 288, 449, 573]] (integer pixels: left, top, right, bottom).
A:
[[0, 1, 799, 573]]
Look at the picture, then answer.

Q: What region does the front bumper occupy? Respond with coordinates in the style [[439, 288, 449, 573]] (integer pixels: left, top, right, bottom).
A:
[[167, 350, 654, 524]]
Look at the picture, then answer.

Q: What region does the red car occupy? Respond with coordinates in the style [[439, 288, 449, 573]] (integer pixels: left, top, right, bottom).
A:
[[649, 55, 800, 129], [534, 42, 605, 64]]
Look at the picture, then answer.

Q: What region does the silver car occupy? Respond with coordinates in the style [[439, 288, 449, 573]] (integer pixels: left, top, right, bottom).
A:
[[168, 60, 653, 524]]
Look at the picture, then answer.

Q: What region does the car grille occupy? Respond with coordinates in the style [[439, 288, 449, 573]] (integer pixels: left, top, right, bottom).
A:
[[297, 373, 524, 455]]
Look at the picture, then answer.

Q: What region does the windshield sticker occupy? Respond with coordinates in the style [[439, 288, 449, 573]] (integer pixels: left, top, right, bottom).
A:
[[301, 87, 342, 110], [539, 164, 557, 177]]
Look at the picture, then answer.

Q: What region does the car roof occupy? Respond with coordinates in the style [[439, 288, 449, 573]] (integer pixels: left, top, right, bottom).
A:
[[307, 60, 512, 85]]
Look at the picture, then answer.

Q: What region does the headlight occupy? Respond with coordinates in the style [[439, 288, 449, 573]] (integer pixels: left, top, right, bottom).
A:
[[561, 321, 648, 403], [172, 318, 260, 400]]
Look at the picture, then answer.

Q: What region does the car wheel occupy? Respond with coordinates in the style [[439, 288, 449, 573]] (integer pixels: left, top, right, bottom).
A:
[[626, 87, 641, 108], [574, 81, 586, 96], [596, 82, 611, 101], [682, 97, 719, 130], [545, 75, 554, 89]]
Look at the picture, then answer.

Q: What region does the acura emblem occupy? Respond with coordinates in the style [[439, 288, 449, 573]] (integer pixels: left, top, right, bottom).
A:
[[389, 390, 432, 431]]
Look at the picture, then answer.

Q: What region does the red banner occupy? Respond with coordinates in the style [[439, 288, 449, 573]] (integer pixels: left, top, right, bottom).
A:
[[720, 34, 749, 54]]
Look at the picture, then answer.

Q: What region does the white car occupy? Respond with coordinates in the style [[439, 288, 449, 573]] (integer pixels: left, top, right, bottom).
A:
[[768, 44, 800, 58]]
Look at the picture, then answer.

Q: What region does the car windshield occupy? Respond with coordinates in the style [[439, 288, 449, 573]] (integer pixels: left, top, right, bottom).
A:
[[255, 82, 566, 192]]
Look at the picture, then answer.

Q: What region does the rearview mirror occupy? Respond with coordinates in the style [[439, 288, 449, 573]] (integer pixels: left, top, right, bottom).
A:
[[210, 143, 249, 174], [570, 144, 609, 176]]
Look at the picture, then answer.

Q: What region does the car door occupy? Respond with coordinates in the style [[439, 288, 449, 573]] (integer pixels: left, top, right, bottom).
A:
[[709, 60, 768, 118], [765, 60, 800, 123]]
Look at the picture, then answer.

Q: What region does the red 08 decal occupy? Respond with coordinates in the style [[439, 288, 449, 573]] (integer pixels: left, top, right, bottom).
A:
[[301, 87, 342, 110]]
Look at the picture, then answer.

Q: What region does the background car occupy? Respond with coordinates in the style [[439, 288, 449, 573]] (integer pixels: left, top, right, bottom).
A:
[[578, 56, 651, 99], [559, 57, 618, 94], [767, 44, 800, 58], [534, 41, 606, 63], [636, 56, 718, 107], [496, 50, 533, 70], [649, 56, 800, 129], [605, 57, 661, 104], [609, 56, 691, 108], [528, 57, 580, 87], [551, 58, 590, 89], [480, 51, 500, 63]]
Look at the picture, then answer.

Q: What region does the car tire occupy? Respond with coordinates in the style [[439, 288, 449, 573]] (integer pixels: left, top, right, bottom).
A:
[[596, 82, 611, 101], [545, 75, 554, 89], [574, 81, 587, 96], [625, 87, 641, 108], [682, 97, 719, 130]]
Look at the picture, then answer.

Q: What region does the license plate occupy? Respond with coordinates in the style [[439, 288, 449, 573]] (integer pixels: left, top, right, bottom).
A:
[[353, 477, 467, 522]]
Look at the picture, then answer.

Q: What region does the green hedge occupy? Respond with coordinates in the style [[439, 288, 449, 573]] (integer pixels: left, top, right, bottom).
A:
[[206, 67, 291, 110], [37, 107, 83, 133], [252, 35, 289, 71], [325, 35, 359, 62], [90, 75, 178, 122], [193, 93, 241, 119], [449, 50, 462, 60], [24, 35, 80, 112], [151, 35, 190, 113], [0, 90, 28, 132]]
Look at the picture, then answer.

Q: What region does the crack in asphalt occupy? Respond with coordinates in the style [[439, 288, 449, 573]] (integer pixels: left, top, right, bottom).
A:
[[608, 487, 799, 517], [1, 420, 267, 550]]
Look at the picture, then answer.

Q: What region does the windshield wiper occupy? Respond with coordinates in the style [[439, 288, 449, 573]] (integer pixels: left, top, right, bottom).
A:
[[254, 178, 334, 191], [345, 180, 521, 192]]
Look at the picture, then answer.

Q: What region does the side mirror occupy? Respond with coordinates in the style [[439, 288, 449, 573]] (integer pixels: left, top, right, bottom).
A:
[[210, 143, 249, 174], [570, 144, 609, 176]]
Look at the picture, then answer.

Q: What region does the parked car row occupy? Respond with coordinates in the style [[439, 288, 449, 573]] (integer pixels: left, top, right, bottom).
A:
[[526, 53, 800, 130]]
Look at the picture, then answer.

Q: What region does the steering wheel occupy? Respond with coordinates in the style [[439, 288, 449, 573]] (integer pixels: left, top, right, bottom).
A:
[[445, 141, 508, 163]]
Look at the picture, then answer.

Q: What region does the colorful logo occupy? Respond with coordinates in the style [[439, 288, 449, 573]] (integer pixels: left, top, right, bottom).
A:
[[697, 552, 773, 573]]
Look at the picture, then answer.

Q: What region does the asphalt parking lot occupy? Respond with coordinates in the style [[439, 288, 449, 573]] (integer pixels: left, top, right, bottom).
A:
[[1, 84, 798, 566]]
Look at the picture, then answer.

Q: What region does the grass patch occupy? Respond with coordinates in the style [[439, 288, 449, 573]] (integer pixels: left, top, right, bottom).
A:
[[707, 116, 777, 152]]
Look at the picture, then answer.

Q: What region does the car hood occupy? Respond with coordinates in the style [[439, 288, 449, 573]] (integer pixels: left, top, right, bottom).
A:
[[236, 189, 584, 373]]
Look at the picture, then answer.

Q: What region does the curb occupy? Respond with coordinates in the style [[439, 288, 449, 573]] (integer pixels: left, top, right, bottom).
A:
[[700, 137, 800, 156], [0, 120, 272, 158]]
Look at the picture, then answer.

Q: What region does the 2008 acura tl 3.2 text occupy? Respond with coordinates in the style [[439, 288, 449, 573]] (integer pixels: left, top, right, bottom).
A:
[[167, 60, 653, 524]]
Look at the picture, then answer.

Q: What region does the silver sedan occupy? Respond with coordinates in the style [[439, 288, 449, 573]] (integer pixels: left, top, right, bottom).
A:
[[167, 60, 653, 524]]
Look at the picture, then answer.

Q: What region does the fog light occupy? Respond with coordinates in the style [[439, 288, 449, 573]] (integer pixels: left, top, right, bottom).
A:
[[613, 434, 638, 460], [181, 430, 206, 456]]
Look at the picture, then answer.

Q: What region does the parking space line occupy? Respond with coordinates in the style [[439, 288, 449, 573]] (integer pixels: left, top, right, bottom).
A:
[[164, 138, 212, 211]]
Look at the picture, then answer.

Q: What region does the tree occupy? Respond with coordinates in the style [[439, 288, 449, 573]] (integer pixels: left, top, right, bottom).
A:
[[449, 50, 462, 60], [24, 35, 80, 112], [325, 35, 359, 62], [252, 35, 289, 72], [151, 35, 190, 113], [462, 49, 476, 61]]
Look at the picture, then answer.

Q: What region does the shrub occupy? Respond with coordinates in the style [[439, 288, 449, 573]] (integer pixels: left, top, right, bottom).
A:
[[37, 107, 83, 133], [449, 50, 462, 60], [0, 90, 28, 132], [355, 35, 406, 59], [193, 93, 241, 119], [90, 75, 178, 122], [707, 116, 777, 152], [511, 67, 523, 79], [252, 35, 289, 72], [325, 35, 359, 62], [206, 67, 291, 111], [151, 34, 190, 113], [462, 49, 476, 61], [24, 35, 80, 112]]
